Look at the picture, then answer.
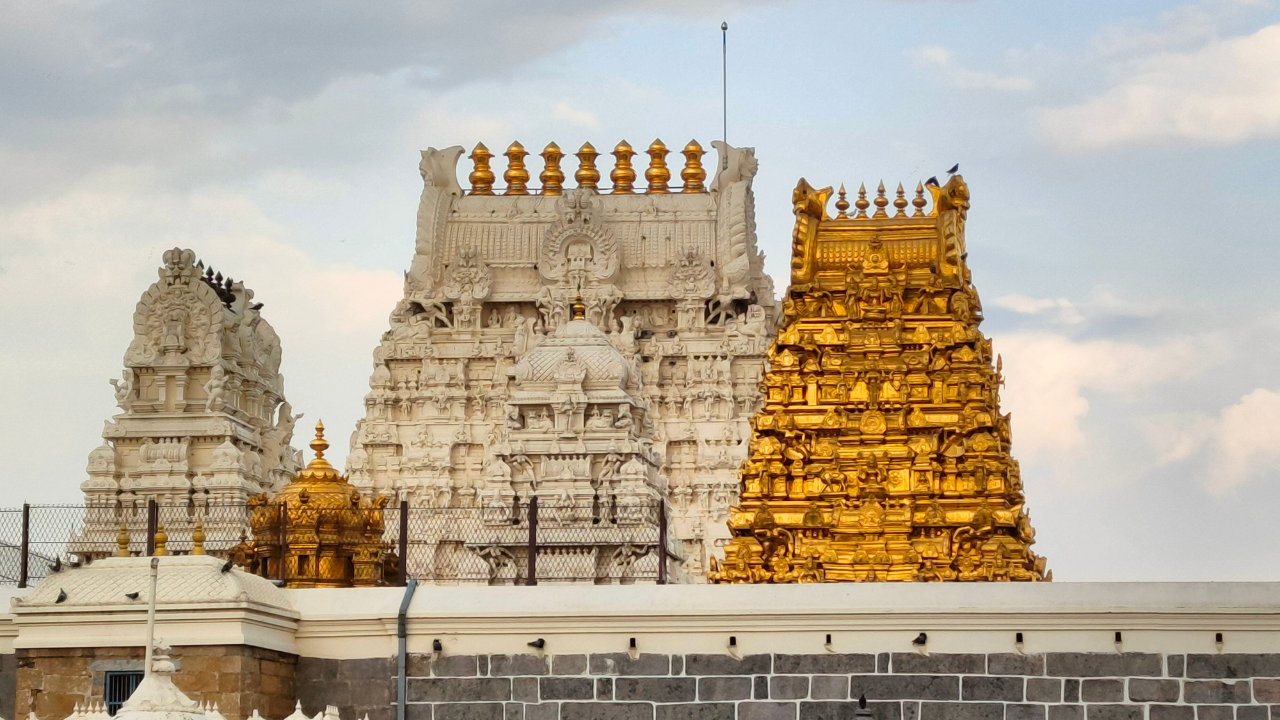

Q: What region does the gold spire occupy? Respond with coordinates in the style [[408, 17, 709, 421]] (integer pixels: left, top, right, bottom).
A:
[[835, 185, 849, 219], [467, 142, 495, 195], [711, 174, 1047, 584], [153, 522, 168, 557], [912, 182, 928, 217], [854, 183, 869, 219], [894, 183, 908, 217], [503, 141, 530, 195], [539, 142, 565, 196], [116, 523, 130, 558], [300, 420, 340, 481], [574, 142, 600, 190], [571, 292, 586, 320], [873, 180, 889, 218], [610, 140, 637, 194], [191, 518, 206, 555], [680, 140, 706, 193], [644, 139, 670, 193]]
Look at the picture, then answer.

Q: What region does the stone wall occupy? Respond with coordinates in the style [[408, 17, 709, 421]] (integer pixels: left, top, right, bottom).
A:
[[347, 651, 1280, 720], [16, 645, 297, 720], [1, 652, 15, 720]]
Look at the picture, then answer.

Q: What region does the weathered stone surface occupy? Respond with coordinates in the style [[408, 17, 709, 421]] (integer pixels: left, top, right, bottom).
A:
[[671, 657, 684, 676], [685, 654, 771, 676], [919, 702, 1002, 720], [613, 677, 697, 703], [739, 701, 798, 720], [1065, 681, 1081, 703], [1129, 679, 1181, 703], [1149, 706, 1194, 720], [406, 703, 433, 720], [513, 677, 539, 703], [506, 702, 523, 720], [963, 676, 1023, 701], [1085, 705, 1143, 720], [1081, 680, 1124, 703], [811, 676, 850, 701], [1237, 706, 1269, 720], [590, 654, 672, 676], [775, 655, 875, 675], [989, 654, 1045, 676], [655, 703, 737, 720], [560, 701, 654, 720], [1027, 679, 1062, 703], [597, 678, 613, 701], [1187, 656, 1280, 679], [699, 676, 753, 701], [1047, 654, 1162, 678], [434, 704, 507, 720], [878, 655, 890, 674], [526, 704, 559, 720], [1255, 679, 1280, 703], [432, 656, 480, 678], [408, 678, 512, 703], [538, 678, 594, 701], [552, 655, 587, 676], [1184, 681, 1251, 704], [892, 655, 985, 675], [491, 655, 550, 677], [849, 675, 960, 701], [1047, 706, 1083, 720], [1168, 656, 1186, 678], [1195, 706, 1233, 720], [771, 676, 810, 700], [1007, 705, 1047, 720]]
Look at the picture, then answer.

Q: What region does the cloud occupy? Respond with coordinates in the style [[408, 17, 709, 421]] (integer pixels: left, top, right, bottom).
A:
[[909, 46, 1035, 92], [554, 102, 599, 128], [1145, 388, 1280, 494], [1036, 22, 1280, 153], [993, 294, 1084, 324]]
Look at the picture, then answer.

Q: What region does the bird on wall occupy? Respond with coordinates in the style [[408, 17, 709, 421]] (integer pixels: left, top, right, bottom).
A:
[[55, 589, 67, 604], [912, 632, 928, 646], [528, 638, 546, 650], [125, 591, 140, 600], [49, 557, 62, 573], [220, 559, 234, 574], [946, 164, 959, 175]]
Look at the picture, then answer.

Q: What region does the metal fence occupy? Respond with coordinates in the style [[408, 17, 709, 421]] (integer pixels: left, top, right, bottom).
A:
[[0, 498, 678, 587]]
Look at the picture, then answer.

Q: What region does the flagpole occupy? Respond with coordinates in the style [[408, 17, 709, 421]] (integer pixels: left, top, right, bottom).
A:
[[721, 22, 728, 152]]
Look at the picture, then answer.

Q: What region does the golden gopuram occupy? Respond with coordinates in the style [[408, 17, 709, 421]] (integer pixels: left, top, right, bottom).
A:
[[710, 175, 1048, 583], [233, 421, 394, 587]]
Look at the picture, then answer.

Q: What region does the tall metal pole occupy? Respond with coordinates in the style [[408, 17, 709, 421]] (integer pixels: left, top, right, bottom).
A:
[[526, 496, 538, 586], [657, 502, 668, 585], [143, 557, 159, 677], [398, 499, 409, 587], [18, 503, 29, 589], [721, 22, 728, 150]]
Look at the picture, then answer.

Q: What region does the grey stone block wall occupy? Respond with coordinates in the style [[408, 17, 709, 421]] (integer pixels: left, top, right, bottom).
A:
[[1, 653, 15, 720], [306, 652, 1280, 720]]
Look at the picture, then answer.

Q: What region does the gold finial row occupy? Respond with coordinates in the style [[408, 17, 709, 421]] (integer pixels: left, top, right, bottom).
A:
[[467, 140, 709, 195], [835, 180, 932, 219]]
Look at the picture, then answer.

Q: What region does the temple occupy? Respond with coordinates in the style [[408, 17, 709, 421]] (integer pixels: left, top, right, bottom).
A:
[[346, 140, 777, 581], [78, 248, 303, 554], [710, 176, 1048, 583]]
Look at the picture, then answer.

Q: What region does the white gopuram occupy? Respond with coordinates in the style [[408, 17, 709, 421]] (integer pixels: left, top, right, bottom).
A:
[[79, 248, 302, 552], [347, 140, 776, 580]]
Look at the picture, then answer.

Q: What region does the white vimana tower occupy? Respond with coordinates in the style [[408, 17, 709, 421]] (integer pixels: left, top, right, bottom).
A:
[[347, 140, 777, 581]]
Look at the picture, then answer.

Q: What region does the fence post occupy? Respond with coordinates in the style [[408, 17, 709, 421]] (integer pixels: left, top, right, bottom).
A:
[[18, 503, 30, 589], [526, 496, 538, 586], [657, 501, 668, 585], [398, 500, 409, 587], [278, 502, 288, 582], [145, 498, 157, 556]]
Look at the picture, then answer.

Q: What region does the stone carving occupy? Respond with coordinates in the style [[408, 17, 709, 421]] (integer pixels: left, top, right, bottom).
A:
[[351, 140, 777, 581], [76, 248, 300, 556]]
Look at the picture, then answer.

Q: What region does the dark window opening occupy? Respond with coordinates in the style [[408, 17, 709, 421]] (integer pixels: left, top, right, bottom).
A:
[[105, 671, 143, 715]]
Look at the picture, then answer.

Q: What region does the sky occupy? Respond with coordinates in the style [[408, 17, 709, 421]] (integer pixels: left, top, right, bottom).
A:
[[2, 0, 1279, 581]]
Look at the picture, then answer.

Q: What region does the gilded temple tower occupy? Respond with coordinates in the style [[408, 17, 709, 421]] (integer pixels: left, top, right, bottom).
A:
[[711, 176, 1048, 583]]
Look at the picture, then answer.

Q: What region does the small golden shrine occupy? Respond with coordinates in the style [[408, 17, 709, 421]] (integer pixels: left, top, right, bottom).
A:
[[710, 175, 1048, 583], [236, 421, 393, 587]]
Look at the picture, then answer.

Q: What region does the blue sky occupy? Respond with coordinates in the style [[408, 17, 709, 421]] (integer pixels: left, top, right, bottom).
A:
[[2, 0, 1279, 580]]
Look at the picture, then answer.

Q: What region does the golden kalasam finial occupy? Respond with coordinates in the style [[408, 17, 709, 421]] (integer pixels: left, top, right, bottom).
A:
[[894, 183, 908, 217], [191, 518, 206, 555], [680, 140, 706, 193], [572, 292, 586, 320], [610, 140, 636, 194], [835, 184, 850, 219], [503, 141, 530, 196], [913, 181, 928, 217], [644, 139, 670, 193], [873, 180, 889, 218], [539, 142, 565, 196], [467, 142, 495, 195], [310, 420, 330, 462], [854, 183, 870, 219], [574, 142, 600, 190], [116, 523, 130, 557], [153, 522, 168, 557]]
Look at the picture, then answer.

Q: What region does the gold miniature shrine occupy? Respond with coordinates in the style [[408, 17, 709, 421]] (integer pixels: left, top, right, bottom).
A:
[[710, 176, 1048, 583], [233, 421, 394, 588]]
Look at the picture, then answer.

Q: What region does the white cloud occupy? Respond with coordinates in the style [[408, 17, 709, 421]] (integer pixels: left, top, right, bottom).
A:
[[910, 46, 1035, 92], [993, 294, 1084, 324], [1147, 388, 1280, 493], [553, 102, 599, 128], [1037, 22, 1280, 152]]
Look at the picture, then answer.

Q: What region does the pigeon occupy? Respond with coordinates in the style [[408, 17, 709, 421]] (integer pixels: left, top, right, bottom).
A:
[[432, 639, 443, 653], [946, 163, 959, 175], [55, 589, 67, 604], [925, 176, 939, 187], [859, 695, 868, 709], [528, 638, 546, 650], [912, 632, 928, 646], [250, 303, 264, 311], [125, 591, 140, 600], [220, 559, 235, 574], [49, 557, 62, 573]]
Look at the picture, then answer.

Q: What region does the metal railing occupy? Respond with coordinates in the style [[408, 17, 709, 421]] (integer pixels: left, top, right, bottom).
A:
[[0, 499, 678, 587]]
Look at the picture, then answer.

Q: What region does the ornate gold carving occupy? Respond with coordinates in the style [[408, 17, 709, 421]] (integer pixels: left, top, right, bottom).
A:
[[680, 140, 706, 193], [645, 139, 670, 193], [610, 140, 636, 194], [712, 174, 1048, 584], [467, 142, 495, 195], [237, 421, 393, 588], [539, 142, 565, 196], [503, 141, 530, 195], [574, 142, 600, 190]]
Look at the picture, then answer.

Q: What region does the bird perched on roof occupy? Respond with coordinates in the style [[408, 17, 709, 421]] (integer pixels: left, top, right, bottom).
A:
[[912, 632, 928, 646], [55, 589, 67, 604], [925, 176, 939, 187], [528, 638, 546, 650], [49, 557, 62, 574], [125, 591, 140, 601], [220, 559, 234, 574], [946, 163, 959, 175]]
